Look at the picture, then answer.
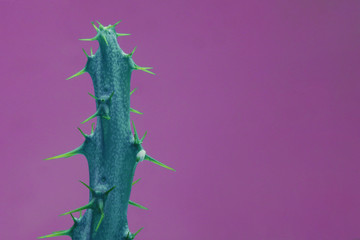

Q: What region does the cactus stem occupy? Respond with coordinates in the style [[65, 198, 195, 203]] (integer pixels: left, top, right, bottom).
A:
[[128, 200, 148, 210]]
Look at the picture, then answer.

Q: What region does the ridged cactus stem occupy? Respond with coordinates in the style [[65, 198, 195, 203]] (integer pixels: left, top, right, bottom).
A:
[[40, 21, 174, 240]]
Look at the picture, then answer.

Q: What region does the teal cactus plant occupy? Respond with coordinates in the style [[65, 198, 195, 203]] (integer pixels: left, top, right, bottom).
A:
[[39, 20, 175, 240]]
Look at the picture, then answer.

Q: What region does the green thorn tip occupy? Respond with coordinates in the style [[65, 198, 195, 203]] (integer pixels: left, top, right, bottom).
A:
[[133, 227, 144, 237], [111, 20, 122, 28], [66, 68, 86, 80], [130, 108, 143, 115], [132, 178, 141, 186], [140, 131, 147, 143], [129, 200, 148, 210], [38, 230, 70, 239], [79, 36, 98, 42], [44, 146, 82, 160], [77, 127, 87, 138], [81, 111, 99, 124], [116, 33, 131, 37], [82, 48, 89, 58], [79, 180, 94, 193], [130, 88, 137, 95], [88, 92, 97, 100], [91, 123, 95, 134], [134, 66, 156, 75], [101, 35, 109, 46], [91, 21, 99, 31], [132, 121, 140, 143], [60, 199, 95, 216], [145, 154, 176, 172]]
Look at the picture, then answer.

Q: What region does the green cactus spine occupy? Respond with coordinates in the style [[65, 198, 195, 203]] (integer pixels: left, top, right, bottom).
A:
[[39, 20, 175, 240]]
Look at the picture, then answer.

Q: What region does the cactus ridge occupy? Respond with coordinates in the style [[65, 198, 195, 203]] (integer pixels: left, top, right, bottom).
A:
[[39, 20, 174, 240]]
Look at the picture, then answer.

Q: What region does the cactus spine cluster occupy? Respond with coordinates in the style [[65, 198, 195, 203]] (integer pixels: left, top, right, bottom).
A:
[[39, 20, 175, 240]]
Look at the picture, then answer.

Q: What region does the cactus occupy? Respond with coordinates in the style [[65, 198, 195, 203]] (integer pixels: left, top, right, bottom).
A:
[[39, 20, 175, 240]]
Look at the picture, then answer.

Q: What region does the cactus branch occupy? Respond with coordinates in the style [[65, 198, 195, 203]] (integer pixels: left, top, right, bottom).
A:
[[41, 20, 174, 240]]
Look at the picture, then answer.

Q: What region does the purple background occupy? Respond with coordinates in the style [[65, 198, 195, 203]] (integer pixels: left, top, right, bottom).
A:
[[1, 0, 360, 239]]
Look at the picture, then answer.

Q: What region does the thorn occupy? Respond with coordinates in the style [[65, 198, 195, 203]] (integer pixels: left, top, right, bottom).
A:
[[102, 115, 111, 120], [109, 91, 115, 100], [38, 229, 71, 239], [116, 33, 131, 37], [82, 48, 89, 58], [90, 48, 94, 56], [45, 146, 82, 160], [133, 227, 144, 237], [81, 110, 100, 124], [79, 180, 95, 194], [79, 210, 82, 218], [129, 200, 148, 210], [66, 67, 87, 80], [144, 154, 176, 172], [96, 20, 104, 28], [140, 131, 147, 143], [127, 46, 137, 57], [95, 200, 104, 231], [132, 120, 140, 144], [79, 36, 98, 42], [111, 20, 122, 28], [70, 213, 76, 223], [130, 88, 137, 95], [134, 65, 156, 75], [88, 92, 98, 100], [77, 127, 88, 138], [105, 185, 116, 196], [61, 199, 95, 216], [132, 178, 141, 186], [91, 123, 95, 134], [130, 108, 143, 115], [91, 21, 99, 31], [101, 35, 109, 46]]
